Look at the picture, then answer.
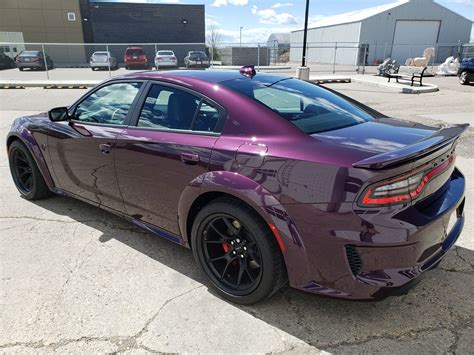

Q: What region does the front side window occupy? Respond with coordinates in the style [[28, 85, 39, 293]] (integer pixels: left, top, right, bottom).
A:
[[73, 82, 142, 125], [137, 84, 219, 132], [221, 77, 373, 134]]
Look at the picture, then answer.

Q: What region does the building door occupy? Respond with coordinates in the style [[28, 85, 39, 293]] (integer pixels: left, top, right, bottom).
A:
[[391, 20, 440, 64]]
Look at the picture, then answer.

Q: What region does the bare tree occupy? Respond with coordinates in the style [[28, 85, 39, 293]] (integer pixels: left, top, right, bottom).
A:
[[207, 24, 222, 61]]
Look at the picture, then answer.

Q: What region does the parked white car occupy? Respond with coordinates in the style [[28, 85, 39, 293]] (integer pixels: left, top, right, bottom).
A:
[[90, 51, 118, 70], [154, 50, 178, 70]]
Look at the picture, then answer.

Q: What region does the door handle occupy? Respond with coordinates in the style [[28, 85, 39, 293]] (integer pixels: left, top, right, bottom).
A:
[[181, 153, 199, 165], [99, 143, 112, 155]]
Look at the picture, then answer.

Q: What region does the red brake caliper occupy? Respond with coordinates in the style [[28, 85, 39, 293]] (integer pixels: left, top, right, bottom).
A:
[[222, 243, 230, 253]]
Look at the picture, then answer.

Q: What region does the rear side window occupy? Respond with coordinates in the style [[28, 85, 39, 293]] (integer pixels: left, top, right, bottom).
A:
[[221, 77, 373, 134], [137, 84, 219, 132]]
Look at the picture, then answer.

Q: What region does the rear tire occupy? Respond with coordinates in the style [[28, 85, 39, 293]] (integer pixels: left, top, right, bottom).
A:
[[191, 198, 287, 304], [18, 67, 23, 71], [8, 140, 52, 200]]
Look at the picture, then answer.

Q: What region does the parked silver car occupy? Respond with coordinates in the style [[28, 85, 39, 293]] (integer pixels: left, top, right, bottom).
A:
[[90, 51, 118, 71], [184, 51, 210, 69], [154, 50, 178, 69]]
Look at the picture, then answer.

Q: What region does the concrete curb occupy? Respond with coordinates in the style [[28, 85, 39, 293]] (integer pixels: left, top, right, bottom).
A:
[[0, 81, 97, 88], [350, 76, 439, 94]]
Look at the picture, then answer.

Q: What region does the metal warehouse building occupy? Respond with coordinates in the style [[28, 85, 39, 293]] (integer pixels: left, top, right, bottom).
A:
[[290, 0, 472, 65]]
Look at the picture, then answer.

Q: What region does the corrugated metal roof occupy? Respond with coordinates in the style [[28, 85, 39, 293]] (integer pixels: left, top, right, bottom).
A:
[[293, 0, 410, 32]]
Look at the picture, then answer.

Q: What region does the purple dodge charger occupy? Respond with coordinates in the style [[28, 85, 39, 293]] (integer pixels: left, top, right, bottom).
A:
[[7, 69, 467, 304]]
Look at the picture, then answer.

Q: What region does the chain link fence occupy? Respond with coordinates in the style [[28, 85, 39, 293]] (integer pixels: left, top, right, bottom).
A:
[[0, 41, 468, 81]]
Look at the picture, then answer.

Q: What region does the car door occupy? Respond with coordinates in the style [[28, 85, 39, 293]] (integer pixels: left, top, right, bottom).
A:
[[47, 81, 144, 212], [115, 82, 226, 234]]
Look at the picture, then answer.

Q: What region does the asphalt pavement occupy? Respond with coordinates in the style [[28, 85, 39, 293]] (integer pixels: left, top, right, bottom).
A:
[[0, 78, 473, 353]]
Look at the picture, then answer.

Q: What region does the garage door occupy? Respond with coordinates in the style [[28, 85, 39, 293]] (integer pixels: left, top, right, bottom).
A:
[[391, 20, 440, 64]]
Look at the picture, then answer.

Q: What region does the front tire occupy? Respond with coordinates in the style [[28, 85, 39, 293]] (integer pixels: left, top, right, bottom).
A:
[[459, 71, 469, 85], [191, 198, 287, 304], [8, 140, 52, 200]]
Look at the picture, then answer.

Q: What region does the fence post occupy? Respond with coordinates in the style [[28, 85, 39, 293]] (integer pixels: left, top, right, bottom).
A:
[[154, 44, 157, 69], [257, 43, 260, 71], [106, 44, 111, 77], [41, 43, 49, 80], [333, 42, 337, 74], [362, 41, 368, 75], [210, 45, 214, 68]]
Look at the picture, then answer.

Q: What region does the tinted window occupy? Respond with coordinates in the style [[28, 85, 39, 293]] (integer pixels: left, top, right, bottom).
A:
[[20, 51, 40, 57], [137, 84, 219, 132], [157, 51, 174, 56], [74, 82, 142, 125], [221, 77, 373, 134], [126, 48, 144, 56]]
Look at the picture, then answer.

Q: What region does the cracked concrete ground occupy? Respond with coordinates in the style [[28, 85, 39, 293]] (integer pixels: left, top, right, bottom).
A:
[[1, 77, 473, 353]]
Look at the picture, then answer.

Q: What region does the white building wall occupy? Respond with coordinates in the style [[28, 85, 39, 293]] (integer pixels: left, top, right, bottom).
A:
[[290, 22, 361, 65], [359, 0, 472, 64], [290, 0, 471, 65]]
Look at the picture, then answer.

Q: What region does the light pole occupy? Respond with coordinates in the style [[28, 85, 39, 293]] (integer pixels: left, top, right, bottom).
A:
[[301, 0, 310, 67], [240, 26, 243, 47], [297, 0, 311, 79]]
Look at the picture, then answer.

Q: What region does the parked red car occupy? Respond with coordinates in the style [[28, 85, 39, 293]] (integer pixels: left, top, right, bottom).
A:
[[124, 46, 148, 69]]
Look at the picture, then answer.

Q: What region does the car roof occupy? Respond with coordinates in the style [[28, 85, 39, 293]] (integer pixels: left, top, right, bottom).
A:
[[118, 69, 291, 85]]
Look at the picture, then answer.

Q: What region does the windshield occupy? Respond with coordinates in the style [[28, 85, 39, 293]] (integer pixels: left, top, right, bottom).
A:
[[93, 52, 109, 57], [221, 77, 373, 134], [157, 51, 174, 56], [189, 51, 207, 58]]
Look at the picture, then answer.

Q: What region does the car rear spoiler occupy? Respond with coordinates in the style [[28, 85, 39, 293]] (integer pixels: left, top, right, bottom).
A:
[[353, 124, 469, 170]]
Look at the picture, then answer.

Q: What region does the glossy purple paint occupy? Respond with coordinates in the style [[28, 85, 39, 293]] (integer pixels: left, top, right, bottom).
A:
[[6, 70, 468, 300]]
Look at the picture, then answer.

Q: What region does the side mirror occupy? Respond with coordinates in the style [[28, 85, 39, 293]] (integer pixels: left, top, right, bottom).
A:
[[48, 107, 69, 122]]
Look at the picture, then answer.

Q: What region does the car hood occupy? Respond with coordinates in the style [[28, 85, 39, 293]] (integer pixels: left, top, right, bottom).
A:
[[313, 118, 437, 155]]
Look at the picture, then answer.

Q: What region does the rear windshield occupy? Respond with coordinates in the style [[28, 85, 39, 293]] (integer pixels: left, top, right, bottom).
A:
[[19, 51, 40, 56], [92, 52, 109, 57], [221, 77, 373, 134], [189, 51, 207, 58], [157, 51, 174, 56], [126, 48, 144, 55]]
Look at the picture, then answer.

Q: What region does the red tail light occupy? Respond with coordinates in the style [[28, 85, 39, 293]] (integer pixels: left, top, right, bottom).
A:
[[32, 57, 40, 62], [171, 56, 176, 60], [360, 154, 456, 207]]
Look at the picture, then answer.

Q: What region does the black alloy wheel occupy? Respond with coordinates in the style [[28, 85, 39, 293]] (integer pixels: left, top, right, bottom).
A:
[[192, 198, 287, 304], [201, 214, 263, 294], [8, 140, 51, 200]]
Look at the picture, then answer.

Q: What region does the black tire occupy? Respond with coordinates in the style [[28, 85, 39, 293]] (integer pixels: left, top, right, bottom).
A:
[[191, 198, 287, 304], [8, 140, 52, 200], [18, 67, 23, 71], [459, 71, 469, 85]]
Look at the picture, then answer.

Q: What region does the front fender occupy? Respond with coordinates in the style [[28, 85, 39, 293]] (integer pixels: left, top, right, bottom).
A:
[[178, 171, 311, 287], [7, 124, 55, 190]]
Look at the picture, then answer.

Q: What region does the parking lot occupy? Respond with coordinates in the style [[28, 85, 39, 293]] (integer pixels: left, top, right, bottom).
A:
[[1, 77, 473, 353]]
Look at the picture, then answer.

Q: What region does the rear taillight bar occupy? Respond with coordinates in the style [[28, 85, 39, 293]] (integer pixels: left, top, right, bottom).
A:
[[360, 154, 456, 207]]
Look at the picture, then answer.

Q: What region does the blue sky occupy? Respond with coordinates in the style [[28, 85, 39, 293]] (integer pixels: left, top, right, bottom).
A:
[[108, 0, 474, 43]]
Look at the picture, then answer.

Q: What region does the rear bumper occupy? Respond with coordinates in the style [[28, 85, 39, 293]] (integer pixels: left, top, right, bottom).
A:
[[125, 60, 147, 67], [16, 62, 43, 68], [90, 62, 115, 68], [155, 61, 177, 68], [282, 168, 466, 300]]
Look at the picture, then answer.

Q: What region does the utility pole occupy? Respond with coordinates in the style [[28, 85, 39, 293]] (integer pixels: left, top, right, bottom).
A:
[[240, 27, 243, 47], [297, 0, 311, 79]]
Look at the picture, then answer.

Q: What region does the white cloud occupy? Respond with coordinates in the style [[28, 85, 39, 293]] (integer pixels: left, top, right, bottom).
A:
[[272, 2, 294, 8], [216, 26, 298, 44], [448, 0, 474, 4], [211, 0, 248, 7], [252, 7, 297, 25]]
